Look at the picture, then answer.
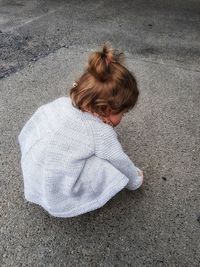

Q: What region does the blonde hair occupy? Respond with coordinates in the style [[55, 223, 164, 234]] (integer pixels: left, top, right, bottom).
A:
[[69, 42, 139, 116]]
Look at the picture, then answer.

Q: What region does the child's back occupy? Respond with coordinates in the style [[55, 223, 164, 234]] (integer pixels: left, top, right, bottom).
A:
[[18, 43, 143, 218]]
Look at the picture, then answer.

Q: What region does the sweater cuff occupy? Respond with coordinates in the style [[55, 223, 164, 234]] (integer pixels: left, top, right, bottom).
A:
[[125, 167, 143, 190]]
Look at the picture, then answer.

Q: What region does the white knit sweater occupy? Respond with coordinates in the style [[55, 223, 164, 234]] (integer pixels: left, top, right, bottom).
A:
[[18, 96, 142, 217]]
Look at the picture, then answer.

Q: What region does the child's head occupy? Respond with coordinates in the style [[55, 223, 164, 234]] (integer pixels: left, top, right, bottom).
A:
[[69, 42, 139, 126]]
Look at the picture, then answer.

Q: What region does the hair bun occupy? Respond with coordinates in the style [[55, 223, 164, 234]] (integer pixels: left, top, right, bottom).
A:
[[87, 42, 124, 81]]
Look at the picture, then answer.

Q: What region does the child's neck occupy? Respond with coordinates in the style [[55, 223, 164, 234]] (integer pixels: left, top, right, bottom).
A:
[[82, 108, 114, 127]]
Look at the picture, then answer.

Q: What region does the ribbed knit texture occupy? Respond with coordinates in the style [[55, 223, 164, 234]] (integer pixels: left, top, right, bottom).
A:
[[18, 96, 142, 217]]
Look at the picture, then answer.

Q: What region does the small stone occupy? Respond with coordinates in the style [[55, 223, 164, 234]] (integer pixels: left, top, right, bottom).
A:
[[197, 215, 200, 223], [162, 177, 167, 181]]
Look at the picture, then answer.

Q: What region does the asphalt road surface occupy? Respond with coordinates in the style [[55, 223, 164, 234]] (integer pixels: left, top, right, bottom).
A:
[[1, 1, 200, 266]]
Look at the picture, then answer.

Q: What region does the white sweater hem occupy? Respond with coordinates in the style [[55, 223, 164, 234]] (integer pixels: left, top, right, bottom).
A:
[[25, 174, 129, 218]]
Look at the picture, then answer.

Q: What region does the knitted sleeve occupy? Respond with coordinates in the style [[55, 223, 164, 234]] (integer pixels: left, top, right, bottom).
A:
[[89, 121, 141, 190]]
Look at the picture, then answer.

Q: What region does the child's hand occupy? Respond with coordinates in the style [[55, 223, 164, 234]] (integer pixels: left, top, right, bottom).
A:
[[137, 168, 143, 179]]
